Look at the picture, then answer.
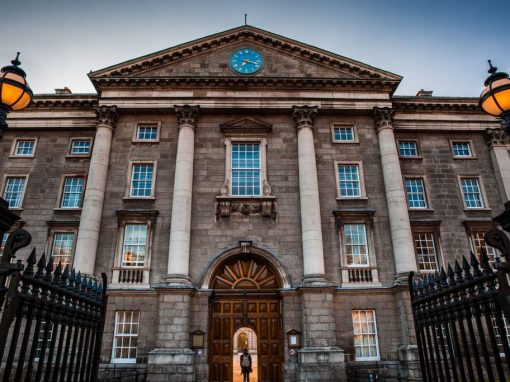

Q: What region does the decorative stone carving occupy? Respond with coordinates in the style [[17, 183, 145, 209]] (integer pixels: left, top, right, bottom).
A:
[[485, 127, 510, 146], [94, 105, 118, 129], [292, 106, 318, 129], [239, 240, 253, 253], [220, 179, 229, 196], [262, 179, 272, 196], [220, 116, 272, 136], [175, 105, 200, 127], [373, 107, 395, 131], [215, 197, 277, 220]]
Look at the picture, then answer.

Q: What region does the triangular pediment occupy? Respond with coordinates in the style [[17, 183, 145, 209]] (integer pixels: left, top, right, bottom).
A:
[[220, 117, 272, 135], [89, 26, 401, 83]]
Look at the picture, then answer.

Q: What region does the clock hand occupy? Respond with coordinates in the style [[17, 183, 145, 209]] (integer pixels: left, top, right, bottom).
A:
[[245, 59, 260, 67]]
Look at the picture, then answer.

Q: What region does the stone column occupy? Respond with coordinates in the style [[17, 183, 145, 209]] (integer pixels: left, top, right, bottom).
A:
[[292, 106, 327, 286], [166, 105, 199, 285], [374, 107, 417, 277], [74, 105, 117, 275], [485, 127, 510, 202]]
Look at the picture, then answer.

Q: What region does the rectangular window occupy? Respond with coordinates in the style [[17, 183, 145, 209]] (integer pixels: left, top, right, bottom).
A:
[[461, 178, 484, 208], [399, 141, 419, 157], [231, 143, 261, 196], [492, 314, 510, 355], [136, 125, 158, 141], [3, 176, 27, 208], [472, 231, 498, 266], [344, 224, 369, 266], [60, 177, 84, 208], [69, 139, 92, 155], [50, 232, 75, 269], [414, 232, 439, 272], [452, 142, 473, 157], [14, 139, 36, 156], [112, 311, 140, 363], [338, 164, 361, 197], [122, 224, 148, 268], [333, 126, 355, 142], [352, 310, 380, 360], [0, 233, 8, 252], [130, 164, 154, 197], [405, 178, 428, 209], [35, 321, 54, 361]]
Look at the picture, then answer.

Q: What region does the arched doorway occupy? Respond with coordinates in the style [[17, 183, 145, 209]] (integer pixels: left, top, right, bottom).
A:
[[208, 252, 283, 382], [233, 327, 257, 382]]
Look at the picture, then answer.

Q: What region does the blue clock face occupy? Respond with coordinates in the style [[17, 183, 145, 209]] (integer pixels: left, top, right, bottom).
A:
[[229, 48, 264, 75]]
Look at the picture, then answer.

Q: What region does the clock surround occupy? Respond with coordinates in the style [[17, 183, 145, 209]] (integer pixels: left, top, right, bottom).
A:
[[228, 48, 264, 75]]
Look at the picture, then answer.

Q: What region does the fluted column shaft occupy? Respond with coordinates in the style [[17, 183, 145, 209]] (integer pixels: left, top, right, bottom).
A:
[[167, 105, 199, 284], [486, 127, 510, 201], [292, 106, 327, 283], [374, 107, 417, 276], [74, 105, 118, 275]]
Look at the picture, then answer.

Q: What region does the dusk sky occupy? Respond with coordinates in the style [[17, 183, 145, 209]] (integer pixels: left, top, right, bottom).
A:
[[2, 0, 509, 97]]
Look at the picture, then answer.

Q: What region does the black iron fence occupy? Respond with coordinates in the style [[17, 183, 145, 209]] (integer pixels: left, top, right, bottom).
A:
[[0, 201, 108, 381], [409, 227, 510, 381]]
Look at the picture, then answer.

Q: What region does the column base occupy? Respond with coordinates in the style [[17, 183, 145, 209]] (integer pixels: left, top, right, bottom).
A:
[[147, 348, 195, 382], [300, 274, 331, 287], [297, 347, 346, 382], [164, 274, 194, 287]]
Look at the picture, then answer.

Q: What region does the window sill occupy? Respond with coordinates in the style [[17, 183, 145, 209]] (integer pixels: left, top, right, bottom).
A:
[[216, 195, 277, 220], [123, 196, 156, 201], [66, 155, 91, 159], [336, 196, 368, 201], [453, 156, 477, 160], [464, 208, 491, 212], [110, 359, 137, 364], [332, 140, 359, 144], [7, 208, 23, 212], [408, 208, 434, 212], [132, 140, 160, 144], [54, 208, 82, 211], [9, 155, 35, 159], [398, 156, 422, 160]]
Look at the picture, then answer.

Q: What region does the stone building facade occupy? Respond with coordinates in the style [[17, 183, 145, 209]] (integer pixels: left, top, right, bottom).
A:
[[0, 26, 506, 381]]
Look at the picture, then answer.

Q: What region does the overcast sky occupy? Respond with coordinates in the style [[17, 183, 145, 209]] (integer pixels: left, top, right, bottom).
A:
[[1, 0, 509, 97]]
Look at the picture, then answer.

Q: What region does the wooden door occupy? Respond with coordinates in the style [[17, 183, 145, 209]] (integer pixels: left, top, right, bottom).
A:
[[209, 297, 282, 382]]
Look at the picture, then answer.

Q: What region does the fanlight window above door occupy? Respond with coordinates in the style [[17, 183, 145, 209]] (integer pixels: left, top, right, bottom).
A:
[[211, 256, 280, 290]]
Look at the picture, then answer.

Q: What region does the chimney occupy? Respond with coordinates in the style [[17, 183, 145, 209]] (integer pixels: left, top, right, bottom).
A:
[[416, 89, 433, 97], [55, 87, 72, 95]]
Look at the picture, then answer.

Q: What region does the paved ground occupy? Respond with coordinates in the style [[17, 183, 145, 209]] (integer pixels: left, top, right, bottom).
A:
[[233, 354, 258, 382]]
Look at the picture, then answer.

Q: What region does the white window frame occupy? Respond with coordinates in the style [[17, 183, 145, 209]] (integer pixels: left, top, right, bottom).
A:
[[67, 137, 93, 158], [413, 231, 441, 273], [10, 138, 38, 158], [492, 314, 510, 356], [334, 161, 367, 200], [57, 175, 86, 209], [352, 309, 380, 361], [112, 311, 140, 364], [458, 176, 488, 210], [2, 175, 28, 209], [330, 123, 358, 143], [404, 176, 430, 210], [450, 140, 475, 159], [120, 224, 149, 269], [397, 139, 421, 158], [342, 224, 370, 267], [48, 230, 77, 269], [125, 161, 157, 199], [222, 138, 270, 197], [470, 231, 499, 267], [132, 121, 161, 143]]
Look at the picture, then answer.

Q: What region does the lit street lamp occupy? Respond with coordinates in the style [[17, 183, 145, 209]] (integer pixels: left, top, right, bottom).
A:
[[0, 53, 33, 139], [480, 60, 510, 133]]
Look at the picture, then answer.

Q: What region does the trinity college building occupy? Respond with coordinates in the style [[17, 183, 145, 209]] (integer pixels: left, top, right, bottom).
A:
[[0, 26, 506, 381]]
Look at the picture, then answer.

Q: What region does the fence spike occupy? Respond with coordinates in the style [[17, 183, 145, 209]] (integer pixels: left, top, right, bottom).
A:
[[434, 272, 441, 290], [427, 274, 436, 293], [24, 248, 37, 275], [454, 260, 464, 282], [54, 261, 62, 277], [440, 267, 448, 287], [479, 247, 493, 274], [470, 251, 482, 277], [76, 271, 82, 289], [462, 255, 473, 280], [69, 269, 76, 288], [418, 278, 425, 296], [87, 278, 93, 293], [45, 255, 54, 279], [447, 264, 456, 285], [36, 252, 46, 277]]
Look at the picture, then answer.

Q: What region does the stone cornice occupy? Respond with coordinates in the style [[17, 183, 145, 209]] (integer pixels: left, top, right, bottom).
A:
[[392, 97, 482, 113], [27, 95, 98, 110]]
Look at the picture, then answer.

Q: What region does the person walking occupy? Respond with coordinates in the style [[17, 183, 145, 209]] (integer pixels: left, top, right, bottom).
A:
[[240, 348, 252, 382]]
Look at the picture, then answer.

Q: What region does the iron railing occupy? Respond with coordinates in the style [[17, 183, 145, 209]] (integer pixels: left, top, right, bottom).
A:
[[409, 227, 510, 381]]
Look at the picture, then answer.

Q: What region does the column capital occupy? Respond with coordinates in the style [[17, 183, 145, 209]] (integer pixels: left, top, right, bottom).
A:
[[292, 105, 318, 129], [94, 105, 118, 129], [175, 105, 200, 127], [485, 126, 510, 147], [373, 107, 395, 132]]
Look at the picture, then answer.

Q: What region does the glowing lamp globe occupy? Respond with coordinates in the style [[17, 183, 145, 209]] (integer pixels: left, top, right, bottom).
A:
[[480, 60, 510, 118], [0, 53, 33, 112]]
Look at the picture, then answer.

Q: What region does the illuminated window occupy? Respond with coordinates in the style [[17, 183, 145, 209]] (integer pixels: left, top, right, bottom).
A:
[[112, 311, 140, 363], [352, 310, 380, 360], [471, 231, 498, 266], [50, 232, 75, 269], [121, 224, 148, 268], [343, 224, 369, 267], [414, 232, 439, 272]]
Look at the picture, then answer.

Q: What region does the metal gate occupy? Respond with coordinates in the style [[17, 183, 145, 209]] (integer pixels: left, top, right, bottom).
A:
[[0, 203, 108, 381], [409, 227, 510, 381]]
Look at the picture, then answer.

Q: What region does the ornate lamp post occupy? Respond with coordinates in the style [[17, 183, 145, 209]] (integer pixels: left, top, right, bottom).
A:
[[480, 60, 510, 132], [0, 53, 33, 139]]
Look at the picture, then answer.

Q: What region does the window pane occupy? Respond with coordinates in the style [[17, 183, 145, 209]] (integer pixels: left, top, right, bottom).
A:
[[405, 178, 427, 208], [15, 140, 35, 156], [3, 177, 26, 208], [137, 126, 158, 141], [492, 314, 510, 354], [352, 310, 379, 360], [0, 233, 7, 251], [231, 143, 261, 196], [338, 165, 361, 197], [333, 127, 354, 141], [461, 178, 484, 208], [452, 142, 472, 157], [51, 232, 75, 269], [399, 141, 418, 157], [70, 140, 91, 155], [344, 224, 369, 266], [130, 164, 154, 197], [122, 224, 147, 268], [113, 311, 140, 362], [414, 232, 438, 272], [61, 177, 84, 208]]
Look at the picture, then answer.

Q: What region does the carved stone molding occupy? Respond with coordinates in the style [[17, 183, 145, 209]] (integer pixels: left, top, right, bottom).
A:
[[216, 197, 277, 220], [373, 107, 394, 132], [292, 105, 318, 129], [94, 105, 118, 129], [485, 127, 510, 146], [219, 116, 272, 136], [175, 105, 200, 127]]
